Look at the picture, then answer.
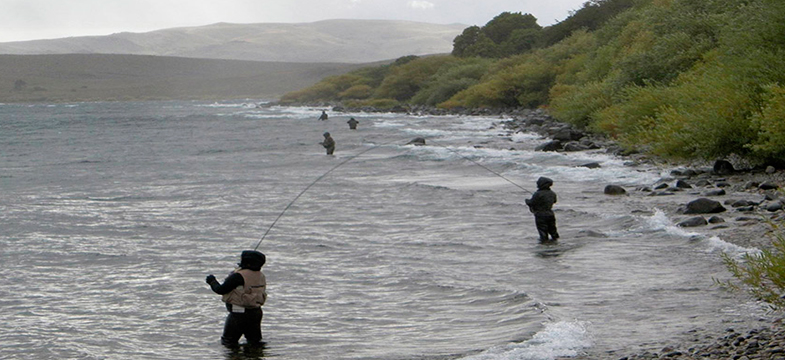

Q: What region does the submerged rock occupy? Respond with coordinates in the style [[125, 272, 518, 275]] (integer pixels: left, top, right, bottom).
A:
[[604, 184, 627, 195], [679, 216, 708, 227]]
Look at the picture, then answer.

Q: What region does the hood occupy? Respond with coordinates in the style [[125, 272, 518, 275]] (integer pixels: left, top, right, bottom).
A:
[[536, 177, 553, 190], [238, 250, 266, 271]]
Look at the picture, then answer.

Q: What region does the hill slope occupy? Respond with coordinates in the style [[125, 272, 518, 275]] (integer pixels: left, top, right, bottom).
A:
[[0, 54, 372, 102], [0, 20, 466, 64]]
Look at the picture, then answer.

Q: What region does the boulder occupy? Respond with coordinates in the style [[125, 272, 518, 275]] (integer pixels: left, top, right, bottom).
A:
[[708, 216, 725, 224], [406, 137, 426, 146], [759, 182, 780, 190], [604, 184, 627, 195], [552, 128, 583, 142], [579, 162, 602, 169], [535, 140, 562, 152], [676, 180, 692, 189], [767, 201, 784, 212], [684, 198, 727, 214], [678, 216, 708, 227], [713, 160, 735, 175], [703, 188, 726, 196], [563, 141, 590, 152]]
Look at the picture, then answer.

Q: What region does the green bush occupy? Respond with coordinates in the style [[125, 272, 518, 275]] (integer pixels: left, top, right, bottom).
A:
[[749, 84, 785, 162], [374, 55, 459, 102], [719, 220, 785, 310]]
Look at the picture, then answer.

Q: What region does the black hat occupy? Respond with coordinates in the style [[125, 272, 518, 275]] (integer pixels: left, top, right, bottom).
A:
[[239, 250, 266, 271], [324, 132, 330, 136]]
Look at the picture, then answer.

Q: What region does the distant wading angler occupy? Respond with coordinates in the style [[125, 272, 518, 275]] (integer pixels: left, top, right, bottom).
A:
[[525, 177, 560, 243], [320, 132, 335, 155], [319, 110, 328, 121], [347, 117, 359, 130], [206, 250, 268, 347]]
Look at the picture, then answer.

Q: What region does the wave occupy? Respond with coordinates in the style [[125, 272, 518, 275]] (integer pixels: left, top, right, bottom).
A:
[[459, 320, 592, 360]]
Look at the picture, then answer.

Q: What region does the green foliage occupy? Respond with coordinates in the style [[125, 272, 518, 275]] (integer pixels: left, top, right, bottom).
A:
[[749, 84, 785, 162], [539, 0, 638, 47], [452, 12, 541, 58], [718, 220, 785, 310], [373, 55, 459, 102], [410, 58, 493, 106], [281, 0, 785, 164]]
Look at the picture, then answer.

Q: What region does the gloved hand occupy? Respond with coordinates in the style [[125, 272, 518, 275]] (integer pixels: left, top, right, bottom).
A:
[[205, 274, 217, 285]]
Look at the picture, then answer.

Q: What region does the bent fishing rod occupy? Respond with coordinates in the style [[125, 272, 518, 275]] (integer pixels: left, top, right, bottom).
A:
[[252, 137, 531, 251]]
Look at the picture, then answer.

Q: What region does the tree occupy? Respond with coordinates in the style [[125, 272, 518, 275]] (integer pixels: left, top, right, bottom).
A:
[[483, 12, 540, 45]]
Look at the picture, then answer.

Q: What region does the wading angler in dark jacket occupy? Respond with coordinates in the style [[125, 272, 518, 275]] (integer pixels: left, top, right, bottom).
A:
[[206, 250, 268, 347], [525, 177, 560, 243]]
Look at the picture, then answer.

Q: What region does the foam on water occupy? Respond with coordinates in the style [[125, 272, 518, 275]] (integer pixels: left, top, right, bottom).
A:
[[459, 321, 592, 360]]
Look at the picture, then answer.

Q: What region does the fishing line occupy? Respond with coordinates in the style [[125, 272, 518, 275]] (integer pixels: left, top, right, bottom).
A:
[[253, 140, 392, 250], [427, 138, 532, 194], [253, 135, 531, 250]]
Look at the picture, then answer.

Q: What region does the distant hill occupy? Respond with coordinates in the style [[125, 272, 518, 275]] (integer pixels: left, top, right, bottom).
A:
[[0, 20, 466, 64], [0, 54, 373, 102]]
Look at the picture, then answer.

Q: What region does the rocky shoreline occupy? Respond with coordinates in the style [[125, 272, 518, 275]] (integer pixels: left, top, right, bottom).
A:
[[499, 109, 785, 360], [328, 104, 785, 360]]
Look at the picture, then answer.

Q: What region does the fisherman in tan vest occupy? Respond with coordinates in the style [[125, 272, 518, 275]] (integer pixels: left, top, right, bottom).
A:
[[206, 250, 267, 347]]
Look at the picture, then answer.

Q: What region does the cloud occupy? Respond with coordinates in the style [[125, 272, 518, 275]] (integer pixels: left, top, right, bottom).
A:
[[408, 1, 435, 10]]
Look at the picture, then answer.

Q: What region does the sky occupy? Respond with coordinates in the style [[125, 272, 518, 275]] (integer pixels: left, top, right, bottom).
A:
[[0, 0, 590, 43]]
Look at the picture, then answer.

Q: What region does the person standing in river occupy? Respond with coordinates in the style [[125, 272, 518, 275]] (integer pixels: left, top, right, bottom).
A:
[[347, 117, 359, 130], [525, 177, 559, 243], [320, 132, 335, 155], [206, 250, 268, 347], [318, 110, 328, 121]]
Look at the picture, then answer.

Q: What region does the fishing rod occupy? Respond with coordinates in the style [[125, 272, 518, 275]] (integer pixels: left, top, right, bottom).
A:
[[252, 136, 531, 250]]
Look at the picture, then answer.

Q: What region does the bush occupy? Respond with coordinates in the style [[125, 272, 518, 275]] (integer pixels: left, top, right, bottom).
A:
[[718, 220, 785, 310], [749, 84, 785, 162]]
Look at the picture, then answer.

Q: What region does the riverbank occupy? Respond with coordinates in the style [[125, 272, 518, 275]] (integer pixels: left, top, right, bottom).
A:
[[498, 109, 785, 360], [326, 104, 785, 359]]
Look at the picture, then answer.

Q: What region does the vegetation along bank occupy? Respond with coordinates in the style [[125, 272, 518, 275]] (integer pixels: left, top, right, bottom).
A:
[[280, 0, 785, 168]]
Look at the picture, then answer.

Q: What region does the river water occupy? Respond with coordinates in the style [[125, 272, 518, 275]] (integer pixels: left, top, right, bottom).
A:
[[0, 101, 768, 360]]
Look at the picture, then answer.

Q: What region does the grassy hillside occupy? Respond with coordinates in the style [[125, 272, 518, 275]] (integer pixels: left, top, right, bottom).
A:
[[281, 0, 785, 164], [0, 54, 370, 102], [0, 20, 465, 64]]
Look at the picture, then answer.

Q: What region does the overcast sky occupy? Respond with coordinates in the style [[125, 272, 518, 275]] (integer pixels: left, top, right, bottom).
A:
[[0, 0, 589, 43]]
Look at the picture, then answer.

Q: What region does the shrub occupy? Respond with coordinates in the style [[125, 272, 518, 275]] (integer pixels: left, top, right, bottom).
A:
[[718, 220, 785, 310]]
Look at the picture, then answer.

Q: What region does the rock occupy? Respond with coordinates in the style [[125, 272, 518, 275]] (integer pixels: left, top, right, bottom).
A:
[[552, 128, 583, 141], [704, 188, 726, 196], [535, 140, 562, 152], [766, 201, 783, 212], [695, 179, 712, 187], [563, 141, 590, 152], [759, 182, 780, 190], [713, 159, 735, 175], [708, 216, 725, 224], [731, 199, 757, 208], [655, 183, 669, 190], [766, 166, 776, 174], [604, 184, 627, 195], [744, 181, 760, 189], [406, 137, 426, 146], [676, 179, 692, 189], [679, 216, 708, 227], [579, 162, 601, 169], [684, 198, 727, 214]]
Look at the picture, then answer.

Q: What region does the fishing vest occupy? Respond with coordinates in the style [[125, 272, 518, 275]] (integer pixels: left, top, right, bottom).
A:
[[221, 269, 267, 309]]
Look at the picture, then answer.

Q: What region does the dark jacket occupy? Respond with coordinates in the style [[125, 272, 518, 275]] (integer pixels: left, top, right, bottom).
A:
[[525, 177, 557, 216]]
